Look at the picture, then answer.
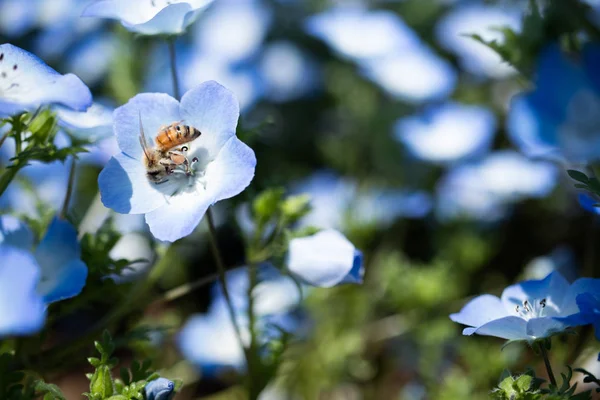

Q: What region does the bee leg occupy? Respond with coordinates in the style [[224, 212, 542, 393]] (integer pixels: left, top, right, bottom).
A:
[[155, 179, 169, 185]]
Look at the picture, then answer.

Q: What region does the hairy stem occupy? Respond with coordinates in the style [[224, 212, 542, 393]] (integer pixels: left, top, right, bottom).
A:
[[60, 157, 77, 219], [539, 342, 557, 387]]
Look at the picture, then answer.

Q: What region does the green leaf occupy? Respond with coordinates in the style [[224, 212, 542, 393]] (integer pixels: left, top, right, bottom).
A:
[[567, 170, 590, 184], [34, 381, 66, 400], [280, 194, 312, 224], [253, 188, 285, 225]]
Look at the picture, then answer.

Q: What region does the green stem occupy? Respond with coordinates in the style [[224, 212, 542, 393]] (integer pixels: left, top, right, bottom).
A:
[[60, 157, 77, 219], [539, 342, 557, 387], [205, 208, 249, 361], [168, 38, 180, 100]]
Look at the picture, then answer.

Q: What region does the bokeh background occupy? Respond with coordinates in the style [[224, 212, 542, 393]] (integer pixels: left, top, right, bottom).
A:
[[1, 0, 599, 399]]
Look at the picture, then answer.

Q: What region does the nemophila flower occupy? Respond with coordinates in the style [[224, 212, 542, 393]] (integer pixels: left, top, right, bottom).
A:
[[82, 0, 214, 36], [98, 81, 256, 242], [394, 102, 496, 164], [0, 215, 88, 304], [436, 151, 557, 222], [287, 229, 364, 288], [0, 43, 92, 117], [508, 44, 600, 163], [144, 378, 175, 400], [450, 272, 600, 341], [0, 246, 46, 336], [578, 193, 600, 215], [178, 266, 301, 374], [66, 34, 117, 86], [436, 4, 522, 78], [556, 293, 600, 340]]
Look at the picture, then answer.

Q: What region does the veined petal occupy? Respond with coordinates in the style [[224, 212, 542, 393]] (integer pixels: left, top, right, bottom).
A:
[[180, 81, 240, 161], [526, 317, 567, 339], [0, 43, 92, 116], [113, 93, 181, 159], [501, 272, 569, 316], [560, 277, 600, 315], [98, 153, 167, 214], [287, 229, 361, 288], [0, 246, 46, 336], [0, 214, 33, 249], [465, 316, 528, 340], [144, 136, 255, 242], [450, 294, 508, 328]]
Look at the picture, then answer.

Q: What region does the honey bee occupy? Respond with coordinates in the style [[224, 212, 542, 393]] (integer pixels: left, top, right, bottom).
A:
[[138, 113, 202, 184]]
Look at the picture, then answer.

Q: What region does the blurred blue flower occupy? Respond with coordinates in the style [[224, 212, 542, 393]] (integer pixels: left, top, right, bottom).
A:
[[305, 7, 419, 61], [98, 81, 256, 242], [451, 271, 600, 341], [259, 41, 321, 102], [292, 171, 431, 229], [144, 377, 175, 400], [0, 215, 87, 304], [0, 245, 46, 336], [578, 192, 600, 214], [524, 247, 579, 283], [556, 293, 600, 340], [0, 43, 92, 117], [394, 102, 496, 163], [65, 33, 117, 87], [193, 0, 271, 63], [178, 265, 301, 374], [82, 0, 214, 36], [287, 229, 363, 288], [436, 4, 522, 78], [436, 151, 558, 222], [508, 44, 600, 163], [0, 0, 37, 37], [361, 47, 457, 103]]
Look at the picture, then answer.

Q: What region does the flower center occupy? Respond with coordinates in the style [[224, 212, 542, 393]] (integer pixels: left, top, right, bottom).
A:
[[514, 298, 547, 320]]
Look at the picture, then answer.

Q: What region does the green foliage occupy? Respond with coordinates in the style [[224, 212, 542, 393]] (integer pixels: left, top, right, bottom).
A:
[[566, 169, 600, 200]]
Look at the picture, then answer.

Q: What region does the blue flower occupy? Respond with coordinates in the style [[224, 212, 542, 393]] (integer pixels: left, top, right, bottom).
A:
[[56, 102, 114, 141], [578, 192, 600, 215], [144, 378, 175, 400], [82, 0, 214, 36], [394, 102, 496, 164], [287, 229, 364, 288], [556, 293, 600, 340], [0, 246, 46, 336], [0, 43, 92, 117], [436, 151, 557, 222], [0, 215, 88, 304], [450, 272, 600, 341], [98, 81, 256, 242], [436, 4, 522, 78], [178, 265, 301, 374], [507, 43, 600, 163]]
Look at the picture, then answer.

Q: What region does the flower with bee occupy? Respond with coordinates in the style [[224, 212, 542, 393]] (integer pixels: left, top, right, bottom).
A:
[[98, 81, 256, 242]]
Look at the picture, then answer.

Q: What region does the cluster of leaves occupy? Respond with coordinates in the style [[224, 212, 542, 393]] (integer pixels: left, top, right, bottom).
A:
[[491, 368, 592, 400], [84, 331, 177, 400], [566, 170, 600, 201]]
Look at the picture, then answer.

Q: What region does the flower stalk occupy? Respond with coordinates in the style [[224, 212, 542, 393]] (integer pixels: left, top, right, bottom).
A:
[[538, 341, 557, 387]]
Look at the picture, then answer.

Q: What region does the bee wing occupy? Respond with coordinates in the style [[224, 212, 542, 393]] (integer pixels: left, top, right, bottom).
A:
[[138, 112, 153, 158]]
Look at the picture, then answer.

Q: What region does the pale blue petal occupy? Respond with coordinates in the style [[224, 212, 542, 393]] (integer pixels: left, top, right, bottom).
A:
[[526, 317, 567, 339], [126, 3, 194, 36], [560, 277, 600, 315], [466, 316, 528, 340], [98, 153, 167, 214], [287, 229, 360, 288], [0, 44, 92, 116], [144, 378, 175, 400], [34, 217, 88, 303], [0, 246, 46, 336], [361, 47, 456, 103], [56, 102, 113, 141], [144, 136, 255, 241], [0, 214, 33, 249], [179, 81, 240, 161], [113, 93, 181, 159], [178, 313, 246, 373], [501, 272, 569, 316], [305, 7, 419, 61], [450, 294, 507, 328], [395, 102, 496, 163], [555, 293, 599, 327]]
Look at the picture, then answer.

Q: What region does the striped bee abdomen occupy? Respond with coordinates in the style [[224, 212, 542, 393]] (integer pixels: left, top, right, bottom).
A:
[[155, 122, 202, 151]]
